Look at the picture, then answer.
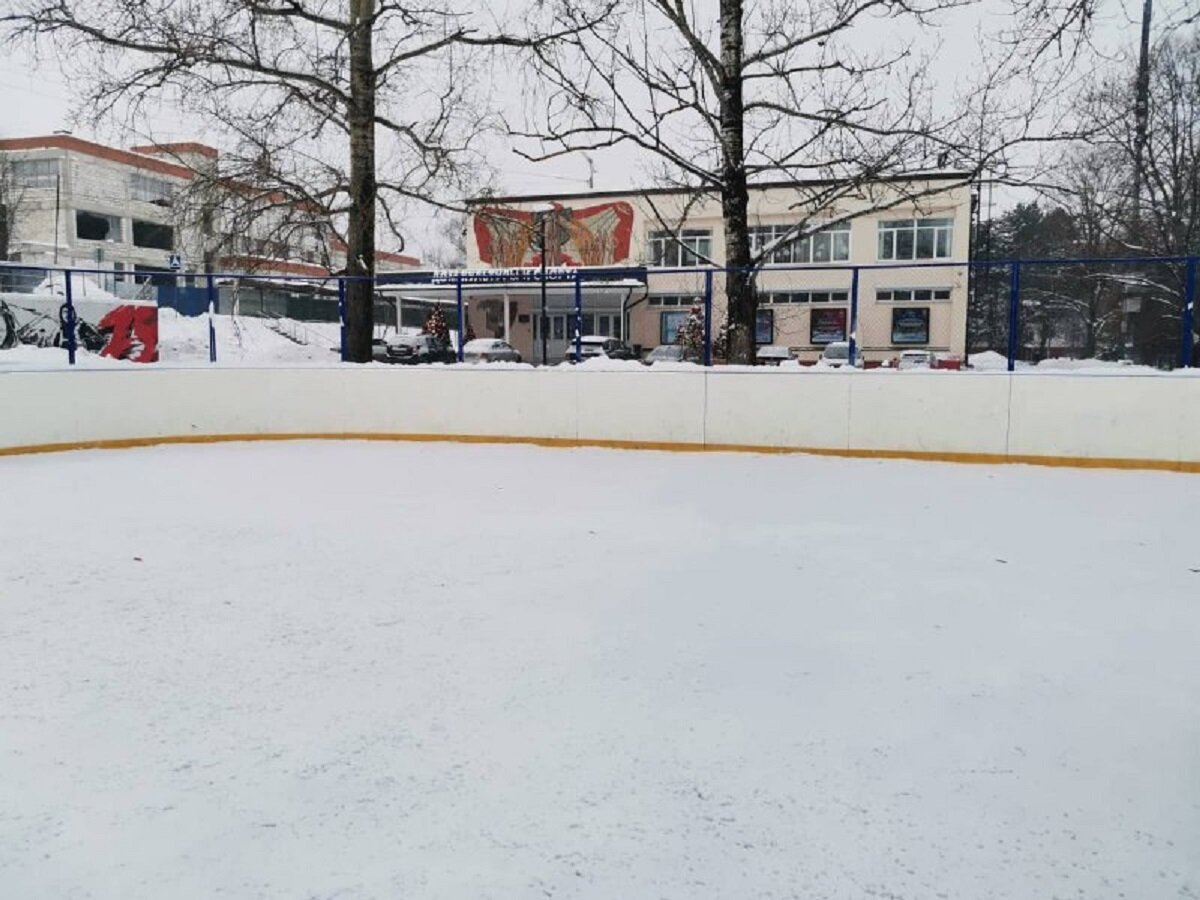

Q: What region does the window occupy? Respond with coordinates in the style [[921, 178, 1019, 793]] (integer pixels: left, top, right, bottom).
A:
[[811, 308, 848, 344], [130, 174, 175, 206], [648, 294, 699, 307], [892, 307, 931, 344], [75, 210, 122, 242], [749, 222, 850, 264], [11, 159, 59, 188], [876, 287, 952, 302], [877, 218, 954, 260], [648, 229, 711, 267], [132, 219, 174, 250], [762, 290, 850, 305], [661, 311, 689, 343]]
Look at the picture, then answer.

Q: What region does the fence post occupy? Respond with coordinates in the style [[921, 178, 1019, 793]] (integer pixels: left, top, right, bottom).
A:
[[574, 270, 583, 363], [63, 268, 77, 366], [205, 274, 217, 363], [848, 266, 860, 367], [337, 278, 348, 362], [455, 275, 465, 362], [1007, 262, 1021, 373], [1180, 256, 1197, 368], [703, 268, 713, 366]]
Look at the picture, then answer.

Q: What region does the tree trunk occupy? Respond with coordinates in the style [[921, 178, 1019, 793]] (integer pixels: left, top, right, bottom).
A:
[[0, 203, 9, 262], [718, 0, 754, 364], [345, 0, 377, 363]]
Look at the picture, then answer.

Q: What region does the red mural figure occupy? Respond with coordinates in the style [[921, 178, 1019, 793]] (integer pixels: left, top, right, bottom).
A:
[[474, 202, 635, 267], [98, 305, 159, 363]]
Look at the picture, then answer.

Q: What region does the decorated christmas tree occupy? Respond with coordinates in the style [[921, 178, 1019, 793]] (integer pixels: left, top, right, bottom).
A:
[[712, 316, 731, 362], [422, 306, 450, 345], [677, 301, 706, 358]]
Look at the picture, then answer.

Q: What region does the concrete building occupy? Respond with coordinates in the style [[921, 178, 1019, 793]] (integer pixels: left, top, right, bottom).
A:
[[0, 135, 420, 285], [462, 174, 973, 363]]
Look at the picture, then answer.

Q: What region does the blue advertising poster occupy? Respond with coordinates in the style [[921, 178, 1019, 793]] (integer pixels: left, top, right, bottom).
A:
[[892, 307, 930, 344], [756, 309, 774, 345]]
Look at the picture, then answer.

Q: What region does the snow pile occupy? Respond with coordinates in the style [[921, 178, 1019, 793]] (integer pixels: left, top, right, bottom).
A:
[[0, 442, 1196, 899], [155, 308, 344, 367], [968, 350, 1010, 370]]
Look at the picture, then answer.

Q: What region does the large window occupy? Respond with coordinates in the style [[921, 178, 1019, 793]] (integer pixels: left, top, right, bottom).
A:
[[876, 287, 952, 302], [749, 222, 850, 264], [648, 229, 711, 267], [132, 219, 175, 250], [877, 217, 953, 260], [130, 174, 176, 206], [11, 159, 59, 188], [762, 290, 849, 305], [75, 210, 122, 242]]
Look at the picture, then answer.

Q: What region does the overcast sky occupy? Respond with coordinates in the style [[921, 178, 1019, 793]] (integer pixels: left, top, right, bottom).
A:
[[0, 0, 1192, 260]]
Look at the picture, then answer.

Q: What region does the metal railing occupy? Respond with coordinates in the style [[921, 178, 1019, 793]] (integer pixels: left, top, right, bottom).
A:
[[0, 255, 1195, 369]]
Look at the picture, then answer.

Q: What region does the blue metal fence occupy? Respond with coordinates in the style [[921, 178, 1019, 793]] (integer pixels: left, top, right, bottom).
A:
[[0, 255, 1196, 369]]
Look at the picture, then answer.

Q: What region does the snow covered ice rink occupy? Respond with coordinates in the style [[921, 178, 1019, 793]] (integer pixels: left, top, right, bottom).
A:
[[1, 441, 1197, 899]]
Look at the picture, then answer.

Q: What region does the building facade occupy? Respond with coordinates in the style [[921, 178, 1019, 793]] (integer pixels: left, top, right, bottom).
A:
[[465, 175, 973, 362], [0, 135, 420, 285]]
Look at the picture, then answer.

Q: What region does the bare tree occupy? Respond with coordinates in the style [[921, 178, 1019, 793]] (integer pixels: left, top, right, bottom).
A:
[[513, 0, 1088, 363], [3, 1, 604, 361], [1040, 28, 1200, 363], [0, 152, 26, 264]]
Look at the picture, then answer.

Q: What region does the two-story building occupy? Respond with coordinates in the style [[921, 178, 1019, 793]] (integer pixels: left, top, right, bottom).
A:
[[0, 135, 420, 285], [463, 174, 973, 363]]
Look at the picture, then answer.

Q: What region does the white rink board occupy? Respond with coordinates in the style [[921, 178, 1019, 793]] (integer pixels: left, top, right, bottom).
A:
[[1, 367, 1199, 466]]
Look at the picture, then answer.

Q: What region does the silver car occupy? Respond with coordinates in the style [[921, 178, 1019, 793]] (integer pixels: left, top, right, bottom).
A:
[[462, 338, 522, 363]]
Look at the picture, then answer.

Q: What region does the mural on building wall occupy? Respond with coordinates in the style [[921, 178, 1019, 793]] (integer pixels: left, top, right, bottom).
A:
[[474, 202, 635, 267]]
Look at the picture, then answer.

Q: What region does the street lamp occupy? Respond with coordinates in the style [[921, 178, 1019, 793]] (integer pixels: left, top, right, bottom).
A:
[[531, 202, 555, 365]]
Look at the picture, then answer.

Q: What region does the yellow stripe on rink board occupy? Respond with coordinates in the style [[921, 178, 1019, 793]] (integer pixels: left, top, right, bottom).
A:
[[1, 431, 1199, 473]]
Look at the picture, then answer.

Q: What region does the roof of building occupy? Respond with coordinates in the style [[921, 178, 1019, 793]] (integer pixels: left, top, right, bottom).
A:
[[467, 171, 974, 206], [129, 142, 220, 160], [0, 135, 196, 180], [329, 237, 420, 268]]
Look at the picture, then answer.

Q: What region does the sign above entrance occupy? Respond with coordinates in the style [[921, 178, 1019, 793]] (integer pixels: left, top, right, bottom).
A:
[[431, 266, 578, 285]]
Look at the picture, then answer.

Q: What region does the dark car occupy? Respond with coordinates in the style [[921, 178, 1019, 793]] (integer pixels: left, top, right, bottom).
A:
[[563, 335, 638, 362], [385, 333, 456, 364]]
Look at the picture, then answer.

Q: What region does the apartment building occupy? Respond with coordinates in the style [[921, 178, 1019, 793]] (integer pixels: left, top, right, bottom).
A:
[[464, 174, 973, 362], [0, 135, 419, 283]]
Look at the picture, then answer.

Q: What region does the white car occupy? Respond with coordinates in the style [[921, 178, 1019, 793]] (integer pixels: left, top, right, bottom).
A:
[[462, 338, 522, 363], [819, 341, 864, 368], [897, 349, 938, 370]]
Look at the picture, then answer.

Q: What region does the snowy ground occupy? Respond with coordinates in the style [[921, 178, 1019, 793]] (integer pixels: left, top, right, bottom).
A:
[[1, 442, 1198, 899]]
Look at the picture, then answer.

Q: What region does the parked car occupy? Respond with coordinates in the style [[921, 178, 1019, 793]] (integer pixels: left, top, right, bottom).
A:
[[819, 341, 864, 368], [462, 338, 522, 363], [756, 345, 792, 366], [371, 338, 390, 362], [643, 344, 699, 365], [563, 335, 638, 362], [896, 349, 938, 370], [385, 332, 456, 364]]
